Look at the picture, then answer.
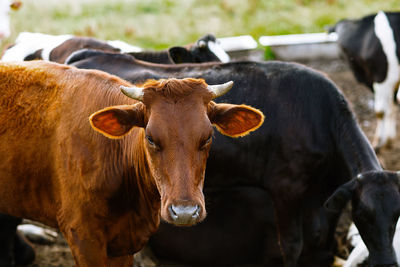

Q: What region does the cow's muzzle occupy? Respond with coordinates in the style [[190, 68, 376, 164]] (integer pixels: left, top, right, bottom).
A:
[[168, 204, 201, 226]]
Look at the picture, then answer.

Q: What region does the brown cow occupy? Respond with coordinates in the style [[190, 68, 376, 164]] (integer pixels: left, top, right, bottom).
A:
[[0, 61, 264, 266]]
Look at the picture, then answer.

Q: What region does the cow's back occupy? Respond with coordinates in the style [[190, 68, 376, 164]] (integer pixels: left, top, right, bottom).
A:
[[199, 62, 350, 191], [335, 14, 389, 88]]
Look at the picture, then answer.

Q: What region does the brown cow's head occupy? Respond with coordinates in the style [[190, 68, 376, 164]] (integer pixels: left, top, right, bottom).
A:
[[89, 78, 264, 226]]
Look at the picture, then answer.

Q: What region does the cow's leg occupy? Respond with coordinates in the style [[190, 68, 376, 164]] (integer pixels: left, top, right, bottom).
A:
[[373, 117, 385, 150], [272, 198, 303, 267], [384, 101, 397, 148], [396, 83, 400, 104], [0, 214, 22, 267], [59, 218, 108, 267], [373, 82, 396, 149], [108, 255, 133, 267]]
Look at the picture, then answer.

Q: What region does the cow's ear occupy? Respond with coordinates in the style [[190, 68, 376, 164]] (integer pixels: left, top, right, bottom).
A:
[[89, 103, 145, 139], [169, 47, 194, 63], [324, 179, 357, 213], [208, 102, 264, 137]]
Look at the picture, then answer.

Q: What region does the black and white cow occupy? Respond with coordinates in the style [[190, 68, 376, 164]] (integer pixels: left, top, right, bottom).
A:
[[62, 49, 400, 267], [1, 32, 229, 64], [330, 11, 400, 150]]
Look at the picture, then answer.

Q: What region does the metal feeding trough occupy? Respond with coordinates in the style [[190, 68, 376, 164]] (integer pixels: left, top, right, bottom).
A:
[[259, 32, 340, 61], [217, 35, 264, 61], [217, 33, 340, 61], [217, 35, 258, 52]]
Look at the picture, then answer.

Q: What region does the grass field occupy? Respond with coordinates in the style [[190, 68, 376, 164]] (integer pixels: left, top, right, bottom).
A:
[[2, 0, 400, 52]]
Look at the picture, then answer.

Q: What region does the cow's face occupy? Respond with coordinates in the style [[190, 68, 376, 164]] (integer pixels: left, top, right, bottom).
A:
[[89, 78, 264, 226], [325, 171, 400, 267], [169, 34, 230, 64]]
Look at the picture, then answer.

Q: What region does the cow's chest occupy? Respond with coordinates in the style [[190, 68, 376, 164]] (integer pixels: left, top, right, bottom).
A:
[[106, 204, 161, 257]]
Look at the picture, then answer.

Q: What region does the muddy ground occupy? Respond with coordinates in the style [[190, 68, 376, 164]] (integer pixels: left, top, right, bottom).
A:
[[19, 57, 400, 267]]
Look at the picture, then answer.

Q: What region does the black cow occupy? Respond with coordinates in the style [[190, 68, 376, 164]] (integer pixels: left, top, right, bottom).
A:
[[149, 186, 334, 267], [1, 33, 229, 64], [325, 171, 400, 267], [329, 11, 400, 150], [64, 49, 400, 267], [149, 186, 283, 266], [127, 34, 230, 64]]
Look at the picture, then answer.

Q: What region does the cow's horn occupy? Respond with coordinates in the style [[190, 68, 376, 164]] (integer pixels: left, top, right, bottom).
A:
[[120, 85, 144, 101], [208, 81, 234, 99]]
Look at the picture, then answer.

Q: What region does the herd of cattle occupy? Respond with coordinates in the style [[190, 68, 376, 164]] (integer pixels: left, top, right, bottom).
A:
[[0, 7, 400, 267]]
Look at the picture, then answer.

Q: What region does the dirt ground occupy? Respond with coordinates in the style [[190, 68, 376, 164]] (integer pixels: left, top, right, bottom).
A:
[[19, 57, 400, 267]]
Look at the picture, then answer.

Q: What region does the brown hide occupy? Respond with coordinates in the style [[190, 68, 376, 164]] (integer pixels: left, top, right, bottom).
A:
[[0, 61, 158, 265], [0, 61, 264, 266], [50, 37, 120, 63]]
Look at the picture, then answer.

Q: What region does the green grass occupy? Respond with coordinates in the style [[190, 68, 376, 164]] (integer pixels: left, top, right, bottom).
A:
[[1, 0, 400, 52]]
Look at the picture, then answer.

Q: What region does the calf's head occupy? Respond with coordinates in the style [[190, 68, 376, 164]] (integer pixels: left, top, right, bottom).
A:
[[89, 78, 264, 226], [169, 34, 230, 64], [325, 171, 400, 267]]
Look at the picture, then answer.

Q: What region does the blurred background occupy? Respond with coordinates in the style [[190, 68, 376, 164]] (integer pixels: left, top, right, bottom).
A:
[[2, 0, 400, 52]]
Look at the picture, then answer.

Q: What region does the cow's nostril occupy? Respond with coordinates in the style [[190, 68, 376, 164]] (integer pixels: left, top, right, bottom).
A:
[[168, 205, 200, 225], [192, 205, 200, 218], [168, 205, 178, 220]]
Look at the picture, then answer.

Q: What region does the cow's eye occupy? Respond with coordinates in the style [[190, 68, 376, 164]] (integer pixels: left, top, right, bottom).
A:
[[145, 134, 162, 151], [146, 135, 155, 146], [200, 136, 212, 150]]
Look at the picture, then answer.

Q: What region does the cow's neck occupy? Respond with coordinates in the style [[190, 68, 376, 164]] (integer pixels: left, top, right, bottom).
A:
[[103, 129, 161, 256], [336, 113, 382, 177], [130, 51, 171, 64]]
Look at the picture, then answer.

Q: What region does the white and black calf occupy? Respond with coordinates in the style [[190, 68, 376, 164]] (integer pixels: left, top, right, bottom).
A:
[[1, 32, 141, 62], [1, 32, 229, 65], [330, 11, 400, 149]]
